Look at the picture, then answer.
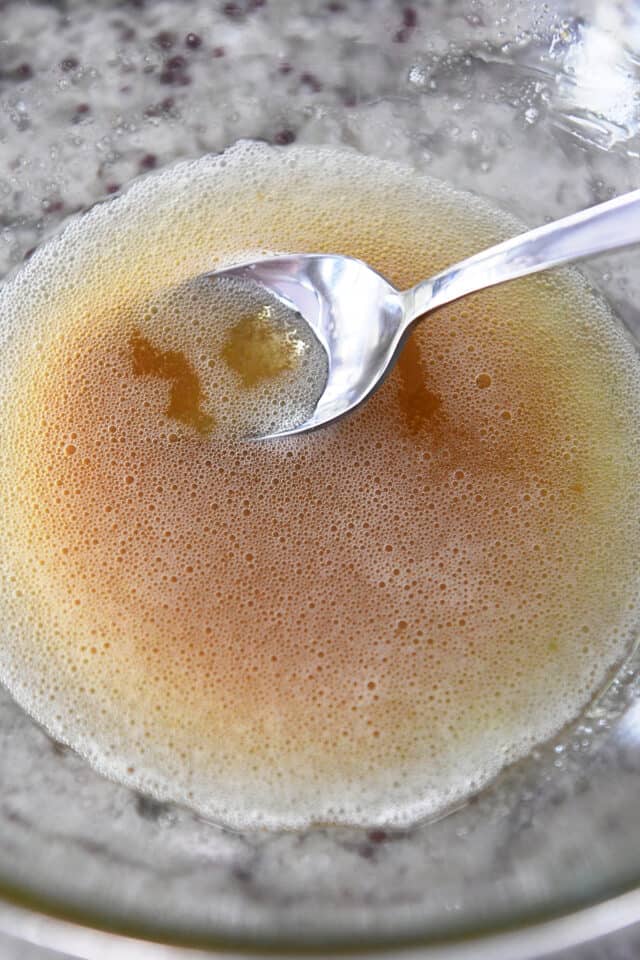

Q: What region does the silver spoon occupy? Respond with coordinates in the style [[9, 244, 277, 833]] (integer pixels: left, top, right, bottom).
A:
[[208, 188, 640, 439]]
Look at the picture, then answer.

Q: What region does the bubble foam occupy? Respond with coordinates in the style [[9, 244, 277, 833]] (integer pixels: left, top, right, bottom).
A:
[[1, 141, 640, 828]]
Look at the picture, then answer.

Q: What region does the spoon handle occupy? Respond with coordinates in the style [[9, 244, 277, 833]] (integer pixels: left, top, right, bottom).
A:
[[407, 188, 640, 321]]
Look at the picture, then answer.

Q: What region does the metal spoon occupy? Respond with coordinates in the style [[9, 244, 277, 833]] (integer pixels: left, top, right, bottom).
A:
[[208, 189, 640, 439]]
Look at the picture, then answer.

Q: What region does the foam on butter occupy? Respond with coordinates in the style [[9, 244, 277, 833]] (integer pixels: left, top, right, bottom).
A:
[[1, 141, 639, 827]]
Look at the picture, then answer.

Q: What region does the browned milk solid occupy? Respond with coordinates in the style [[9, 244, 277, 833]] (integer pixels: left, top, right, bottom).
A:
[[1, 142, 640, 828]]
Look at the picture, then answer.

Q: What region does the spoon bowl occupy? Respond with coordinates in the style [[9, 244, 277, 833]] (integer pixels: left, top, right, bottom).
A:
[[208, 188, 640, 439], [213, 254, 406, 437]]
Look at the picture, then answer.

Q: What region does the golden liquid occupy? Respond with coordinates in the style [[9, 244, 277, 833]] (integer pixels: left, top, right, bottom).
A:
[[130, 330, 216, 434], [222, 306, 304, 387], [1, 142, 639, 827]]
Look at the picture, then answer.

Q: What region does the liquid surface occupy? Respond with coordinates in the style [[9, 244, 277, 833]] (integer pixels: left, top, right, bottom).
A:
[[1, 142, 640, 828]]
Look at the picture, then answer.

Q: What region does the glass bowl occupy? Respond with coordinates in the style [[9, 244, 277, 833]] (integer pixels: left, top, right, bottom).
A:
[[1, 0, 640, 956]]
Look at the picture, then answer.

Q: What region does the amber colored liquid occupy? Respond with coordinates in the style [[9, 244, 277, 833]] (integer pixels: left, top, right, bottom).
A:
[[131, 331, 215, 434], [221, 307, 303, 387], [396, 334, 442, 431]]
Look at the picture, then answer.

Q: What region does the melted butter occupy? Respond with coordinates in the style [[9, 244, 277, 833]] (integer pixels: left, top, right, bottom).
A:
[[397, 333, 442, 433], [221, 305, 304, 387], [130, 330, 214, 435], [1, 141, 640, 829]]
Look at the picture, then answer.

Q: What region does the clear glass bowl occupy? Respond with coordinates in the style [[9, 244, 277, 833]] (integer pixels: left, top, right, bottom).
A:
[[1, 0, 640, 956]]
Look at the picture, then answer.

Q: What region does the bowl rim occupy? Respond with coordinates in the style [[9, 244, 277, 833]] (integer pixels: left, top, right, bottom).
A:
[[1, 867, 640, 958]]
